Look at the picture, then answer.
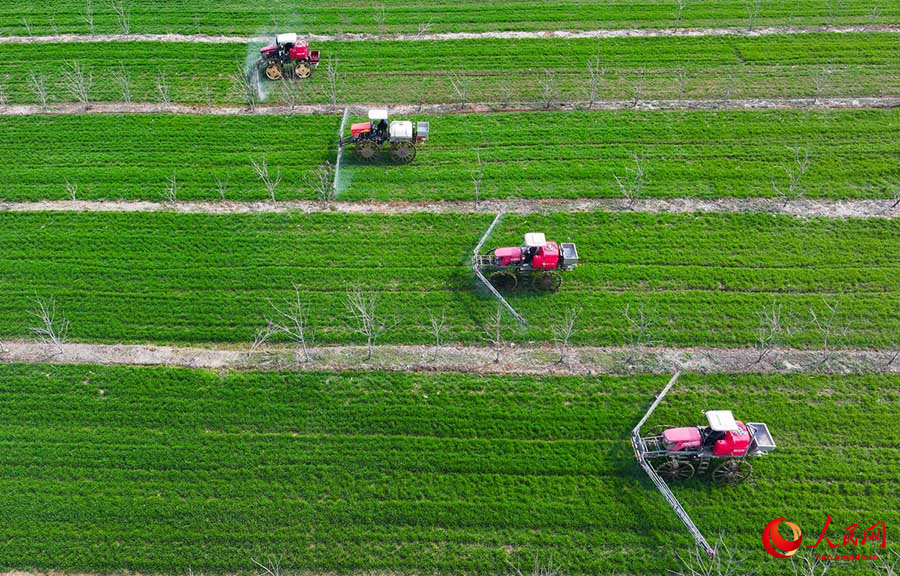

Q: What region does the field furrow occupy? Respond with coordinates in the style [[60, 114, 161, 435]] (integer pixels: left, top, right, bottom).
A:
[[0, 364, 895, 574], [0, 34, 897, 105], [3, 1, 900, 35], [0, 211, 897, 349], [1, 110, 898, 202]]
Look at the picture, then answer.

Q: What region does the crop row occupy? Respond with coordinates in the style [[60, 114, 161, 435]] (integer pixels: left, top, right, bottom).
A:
[[0, 364, 895, 574], [1, 110, 898, 202], [3, 1, 900, 36], [0, 34, 897, 105], [0, 211, 897, 348]]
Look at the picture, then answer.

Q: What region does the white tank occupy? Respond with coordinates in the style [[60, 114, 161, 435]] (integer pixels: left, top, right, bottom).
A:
[[389, 121, 413, 142]]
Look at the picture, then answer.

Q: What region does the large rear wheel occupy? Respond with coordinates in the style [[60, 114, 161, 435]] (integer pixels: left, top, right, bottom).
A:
[[489, 271, 518, 292], [389, 142, 416, 163], [532, 271, 562, 292], [711, 459, 752, 485], [654, 458, 695, 481], [294, 60, 312, 79], [264, 63, 283, 81], [355, 140, 380, 161]]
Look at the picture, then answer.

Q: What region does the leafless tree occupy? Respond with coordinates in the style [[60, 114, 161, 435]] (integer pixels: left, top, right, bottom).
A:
[[539, 69, 560, 109], [250, 157, 282, 206], [30, 71, 48, 108], [62, 61, 93, 108], [624, 303, 657, 364], [614, 153, 647, 209], [309, 161, 336, 201], [233, 65, 258, 111], [827, 0, 845, 25], [746, 0, 763, 31], [496, 81, 515, 109], [65, 179, 78, 200], [771, 147, 811, 206], [82, 0, 95, 34], [0, 76, 8, 106], [674, 537, 745, 576], [471, 151, 484, 209], [373, 4, 387, 35], [448, 71, 470, 110], [215, 177, 228, 201], [631, 68, 645, 108], [886, 341, 900, 369], [790, 550, 831, 576], [427, 306, 447, 351], [676, 68, 688, 99], [325, 56, 340, 107], [112, 63, 131, 103], [586, 52, 606, 109], [49, 17, 60, 35], [812, 61, 834, 102], [281, 75, 305, 110], [809, 299, 845, 366], [505, 555, 563, 576], [888, 184, 900, 212], [872, 549, 900, 576], [675, 0, 688, 26], [30, 297, 70, 352], [552, 306, 581, 363], [483, 304, 506, 363], [753, 301, 784, 364], [346, 286, 396, 361], [870, 5, 880, 23], [417, 21, 433, 37], [110, 0, 131, 34], [162, 173, 178, 204], [256, 285, 313, 362], [156, 71, 171, 104], [21, 18, 33, 36], [252, 557, 286, 576]]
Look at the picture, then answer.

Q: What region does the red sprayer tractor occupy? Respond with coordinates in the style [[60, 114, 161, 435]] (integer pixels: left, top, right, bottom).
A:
[[470, 214, 579, 326], [339, 109, 429, 164], [632, 373, 777, 556], [255, 33, 320, 81]]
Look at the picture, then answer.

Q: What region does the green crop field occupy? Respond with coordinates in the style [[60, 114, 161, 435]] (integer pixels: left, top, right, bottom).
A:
[[3, 1, 900, 35], [1, 211, 897, 348], [1, 33, 898, 105], [2, 110, 897, 202], [0, 364, 896, 575]]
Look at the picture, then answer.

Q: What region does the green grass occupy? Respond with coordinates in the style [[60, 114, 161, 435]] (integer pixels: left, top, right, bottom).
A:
[[3, 0, 900, 35], [2, 110, 897, 201], [1, 33, 898, 105], [0, 364, 895, 574], [1, 211, 898, 349]]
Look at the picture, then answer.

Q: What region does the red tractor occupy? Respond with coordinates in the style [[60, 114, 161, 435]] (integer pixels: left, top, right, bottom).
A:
[[635, 410, 776, 485], [256, 33, 320, 81], [339, 109, 429, 164], [475, 232, 579, 292]]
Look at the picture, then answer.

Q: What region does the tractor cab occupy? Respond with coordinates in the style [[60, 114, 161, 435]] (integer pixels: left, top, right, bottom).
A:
[[369, 109, 389, 138], [702, 411, 751, 457]]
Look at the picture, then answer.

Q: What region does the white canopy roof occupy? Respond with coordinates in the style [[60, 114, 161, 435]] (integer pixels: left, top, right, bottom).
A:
[[276, 33, 298, 45], [706, 410, 739, 432], [368, 109, 389, 120], [524, 233, 547, 247]]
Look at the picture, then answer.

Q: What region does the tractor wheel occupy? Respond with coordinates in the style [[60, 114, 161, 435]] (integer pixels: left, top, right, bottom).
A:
[[489, 271, 518, 292], [355, 140, 380, 162], [654, 458, 695, 481], [264, 63, 283, 81], [294, 61, 312, 79], [532, 271, 562, 292], [389, 142, 417, 164], [711, 459, 752, 485]]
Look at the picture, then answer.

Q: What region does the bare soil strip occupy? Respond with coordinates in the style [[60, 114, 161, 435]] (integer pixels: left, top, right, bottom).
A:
[[0, 25, 898, 44], [2, 198, 897, 219], [2, 97, 899, 117], [1, 340, 897, 375]]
